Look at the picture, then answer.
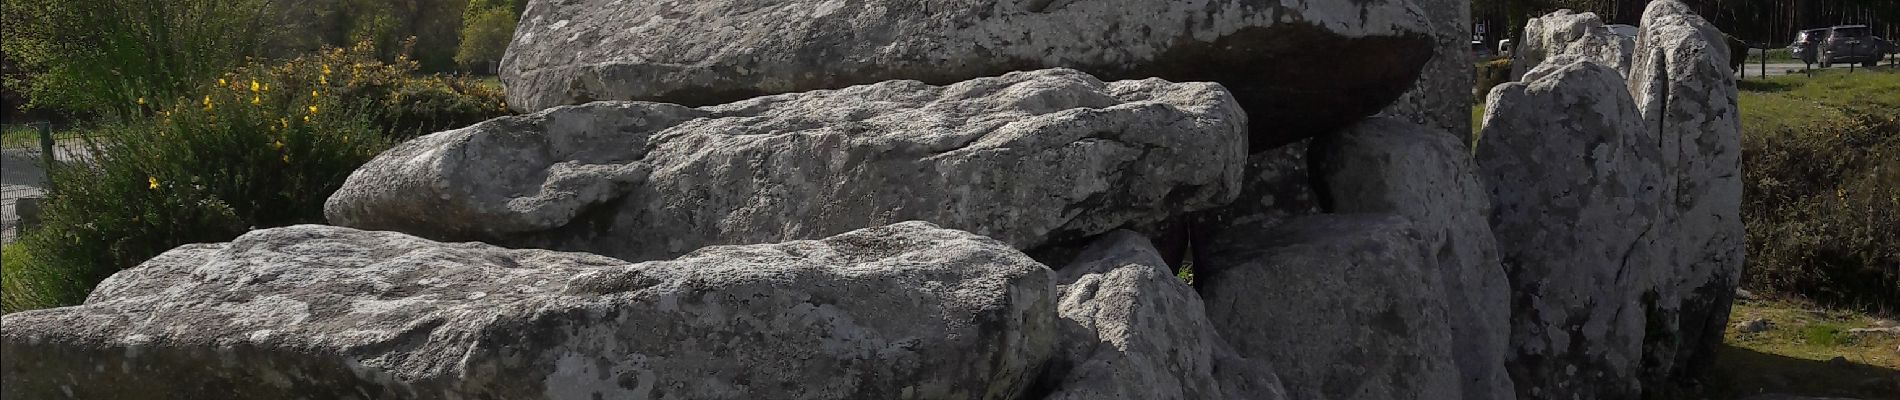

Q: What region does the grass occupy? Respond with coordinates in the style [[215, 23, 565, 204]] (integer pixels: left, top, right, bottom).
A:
[[1738, 67, 1900, 133], [1, 125, 43, 148], [1710, 297, 1899, 399]]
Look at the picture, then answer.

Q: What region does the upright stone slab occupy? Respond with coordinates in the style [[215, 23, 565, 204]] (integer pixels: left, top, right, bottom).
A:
[[1313, 117, 1515, 400], [1043, 230, 1287, 400], [501, 0, 1436, 150], [1477, 58, 1665, 400], [1511, 10, 1636, 78], [1199, 214, 1463, 400], [1382, 0, 1478, 140], [327, 69, 1247, 262], [1626, 0, 1746, 388], [0, 222, 1058, 400]]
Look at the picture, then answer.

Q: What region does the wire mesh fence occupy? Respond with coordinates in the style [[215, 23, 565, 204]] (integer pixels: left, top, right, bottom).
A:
[[2, 122, 89, 243]]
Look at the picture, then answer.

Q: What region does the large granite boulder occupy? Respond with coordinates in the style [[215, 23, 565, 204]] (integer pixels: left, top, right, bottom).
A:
[[1042, 230, 1287, 400], [1510, 10, 1636, 79], [1477, 58, 1664, 400], [327, 69, 1247, 262], [1199, 214, 1463, 400], [1312, 117, 1515, 400], [500, 0, 1436, 151], [0, 222, 1058, 400], [1626, 0, 1746, 388], [1383, 0, 1477, 137]]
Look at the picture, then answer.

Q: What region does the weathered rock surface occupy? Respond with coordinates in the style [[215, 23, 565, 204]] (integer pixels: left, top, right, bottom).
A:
[[1383, 0, 1478, 138], [1189, 140, 1322, 246], [327, 69, 1247, 262], [1043, 230, 1286, 400], [0, 222, 1058, 400], [1312, 117, 1515, 400], [1199, 214, 1463, 400], [1511, 10, 1636, 78], [501, 0, 1436, 150], [1477, 58, 1664, 400], [1627, 0, 1746, 388]]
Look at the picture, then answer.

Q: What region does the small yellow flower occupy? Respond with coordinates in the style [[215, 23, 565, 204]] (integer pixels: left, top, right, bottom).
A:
[[311, 90, 320, 98], [252, 95, 262, 106], [202, 95, 214, 112], [319, 75, 328, 85], [282, 154, 290, 164], [321, 65, 332, 76], [136, 97, 146, 105], [148, 176, 159, 190], [308, 105, 319, 115], [272, 139, 285, 150], [303, 115, 312, 123], [280, 118, 289, 129], [219, 78, 228, 86], [251, 80, 260, 93]]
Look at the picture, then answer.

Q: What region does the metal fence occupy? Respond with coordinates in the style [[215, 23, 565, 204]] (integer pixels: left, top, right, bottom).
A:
[[1, 122, 88, 244]]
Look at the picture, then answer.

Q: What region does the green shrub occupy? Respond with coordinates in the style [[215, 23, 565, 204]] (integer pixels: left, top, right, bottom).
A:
[[1, 54, 395, 314], [260, 41, 510, 139], [1741, 104, 1900, 312], [1, 0, 273, 117]]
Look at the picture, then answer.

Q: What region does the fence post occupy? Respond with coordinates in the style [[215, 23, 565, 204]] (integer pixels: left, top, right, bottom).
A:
[[35, 122, 55, 192]]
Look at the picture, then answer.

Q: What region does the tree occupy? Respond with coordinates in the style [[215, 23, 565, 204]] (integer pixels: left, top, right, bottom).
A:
[[1, 0, 275, 117], [455, 0, 517, 73]]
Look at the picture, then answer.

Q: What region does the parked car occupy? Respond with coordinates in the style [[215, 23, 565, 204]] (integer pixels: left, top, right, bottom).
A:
[[1818, 25, 1895, 68], [1790, 28, 1829, 64]]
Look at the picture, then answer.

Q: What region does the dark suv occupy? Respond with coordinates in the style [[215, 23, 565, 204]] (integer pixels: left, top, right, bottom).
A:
[[1790, 28, 1829, 64], [1818, 25, 1895, 68]]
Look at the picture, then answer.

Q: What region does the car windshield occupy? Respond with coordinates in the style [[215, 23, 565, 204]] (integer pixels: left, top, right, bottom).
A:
[[1832, 27, 1870, 38]]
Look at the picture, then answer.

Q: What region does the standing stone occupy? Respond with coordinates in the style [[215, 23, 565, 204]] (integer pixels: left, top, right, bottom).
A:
[[0, 222, 1058, 400], [327, 69, 1247, 262], [1511, 10, 1637, 79], [501, 0, 1437, 150], [1312, 117, 1515, 400], [1199, 214, 1463, 400], [1382, 0, 1478, 140], [1477, 58, 1664, 400], [1626, 0, 1746, 389], [1043, 230, 1287, 400]]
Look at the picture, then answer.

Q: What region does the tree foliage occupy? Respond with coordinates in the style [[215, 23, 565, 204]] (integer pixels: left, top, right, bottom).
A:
[[1, 0, 274, 117], [455, 0, 518, 72]]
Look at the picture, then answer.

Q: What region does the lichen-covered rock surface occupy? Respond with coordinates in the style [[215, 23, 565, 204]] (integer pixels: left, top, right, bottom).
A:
[[1383, 0, 1477, 138], [0, 222, 1058, 400], [1510, 10, 1636, 78], [501, 0, 1435, 150], [1198, 214, 1463, 400], [1042, 230, 1286, 400], [1478, 58, 1664, 400], [1626, 0, 1745, 388], [327, 69, 1246, 262], [1312, 117, 1514, 400]]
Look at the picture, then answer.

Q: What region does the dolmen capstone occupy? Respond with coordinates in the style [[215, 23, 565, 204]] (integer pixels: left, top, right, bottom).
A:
[[500, 0, 1439, 150], [0, 0, 1752, 399]]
